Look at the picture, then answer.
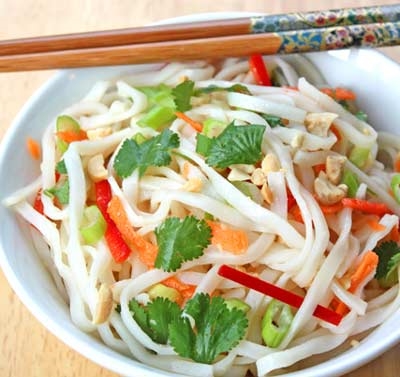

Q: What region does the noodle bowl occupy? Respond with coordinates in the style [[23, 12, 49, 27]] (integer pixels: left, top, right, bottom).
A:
[[1, 48, 400, 377]]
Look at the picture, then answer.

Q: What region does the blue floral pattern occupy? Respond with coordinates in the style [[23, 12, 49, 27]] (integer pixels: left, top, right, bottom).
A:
[[251, 5, 400, 33], [276, 22, 400, 54]]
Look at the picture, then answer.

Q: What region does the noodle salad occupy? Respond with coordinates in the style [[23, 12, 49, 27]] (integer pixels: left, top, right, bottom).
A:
[[4, 55, 400, 376]]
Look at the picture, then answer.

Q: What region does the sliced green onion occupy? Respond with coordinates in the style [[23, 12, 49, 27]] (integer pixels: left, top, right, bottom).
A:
[[137, 105, 176, 129], [390, 174, 400, 204], [148, 284, 181, 302], [195, 133, 212, 156], [224, 298, 251, 313], [80, 205, 107, 245], [261, 299, 293, 348], [341, 169, 359, 198], [56, 115, 81, 132], [355, 110, 368, 122], [349, 146, 370, 169], [202, 118, 227, 137], [133, 133, 147, 144], [138, 84, 175, 108], [231, 181, 263, 205]]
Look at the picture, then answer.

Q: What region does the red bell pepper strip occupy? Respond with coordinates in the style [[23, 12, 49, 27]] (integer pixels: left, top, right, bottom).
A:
[[94, 180, 132, 263], [218, 265, 342, 326], [342, 198, 393, 217], [249, 54, 272, 86], [33, 190, 44, 215]]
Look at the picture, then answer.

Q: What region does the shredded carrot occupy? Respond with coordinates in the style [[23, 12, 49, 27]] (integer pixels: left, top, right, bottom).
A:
[[330, 124, 342, 142], [334, 87, 356, 101], [175, 111, 203, 132], [335, 251, 379, 315], [313, 163, 326, 176], [26, 137, 41, 160], [107, 196, 158, 268], [56, 129, 87, 143], [320, 87, 356, 101], [206, 220, 248, 254], [162, 276, 196, 300], [395, 155, 400, 173], [289, 204, 303, 223], [383, 224, 400, 243], [319, 202, 344, 215], [366, 219, 386, 232]]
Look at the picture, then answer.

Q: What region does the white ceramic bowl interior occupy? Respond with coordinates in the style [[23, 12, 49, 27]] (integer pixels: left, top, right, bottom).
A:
[[0, 13, 400, 377]]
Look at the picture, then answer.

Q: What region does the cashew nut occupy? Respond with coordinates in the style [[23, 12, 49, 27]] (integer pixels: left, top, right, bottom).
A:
[[251, 168, 266, 186], [261, 153, 280, 175], [93, 284, 114, 325], [261, 183, 274, 204], [305, 112, 338, 137], [326, 155, 346, 185], [88, 154, 108, 182], [86, 127, 112, 140], [314, 172, 348, 205]]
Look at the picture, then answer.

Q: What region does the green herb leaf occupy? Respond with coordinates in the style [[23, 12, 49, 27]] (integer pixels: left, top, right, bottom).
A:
[[259, 114, 286, 128], [172, 80, 195, 112], [196, 123, 265, 168], [147, 298, 182, 344], [56, 160, 67, 174], [154, 216, 211, 272], [113, 129, 180, 178], [195, 84, 251, 95], [129, 299, 151, 334], [44, 179, 70, 205], [169, 293, 248, 364], [374, 241, 400, 286]]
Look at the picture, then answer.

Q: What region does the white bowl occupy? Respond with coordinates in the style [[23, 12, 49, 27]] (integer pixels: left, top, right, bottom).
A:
[[0, 14, 400, 377]]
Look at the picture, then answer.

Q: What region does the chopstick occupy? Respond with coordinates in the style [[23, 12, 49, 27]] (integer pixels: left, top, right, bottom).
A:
[[2, 4, 399, 56], [0, 21, 399, 72]]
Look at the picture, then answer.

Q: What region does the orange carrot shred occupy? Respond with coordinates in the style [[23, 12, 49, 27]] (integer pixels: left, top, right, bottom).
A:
[[335, 251, 379, 315], [56, 129, 87, 143], [334, 87, 356, 101], [289, 204, 303, 223], [26, 137, 41, 160], [366, 219, 386, 232], [395, 156, 400, 173], [107, 196, 158, 268], [175, 111, 203, 132], [319, 202, 343, 215], [206, 220, 248, 254], [330, 124, 342, 142]]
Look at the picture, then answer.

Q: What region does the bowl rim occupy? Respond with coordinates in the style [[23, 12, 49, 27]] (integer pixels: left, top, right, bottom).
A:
[[1, 11, 400, 377]]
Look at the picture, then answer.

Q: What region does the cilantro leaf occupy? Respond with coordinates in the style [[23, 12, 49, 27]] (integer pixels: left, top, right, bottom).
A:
[[169, 293, 248, 364], [128, 297, 181, 344], [374, 241, 400, 286], [147, 298, 182, 344], [196, 123, 265, 168], [44, 179, 69, 205], [260, 114, 286, 128], [172, 80, 194, 112], [113, 129, 180, 178], [129, 299, 151, 334], [155, 216, 211, 272], [195, 84, 251, 95]]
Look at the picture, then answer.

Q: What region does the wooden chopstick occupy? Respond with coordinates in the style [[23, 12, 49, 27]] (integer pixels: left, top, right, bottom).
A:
[[0, 21, 399, 72], [1, 4, 399, 56]]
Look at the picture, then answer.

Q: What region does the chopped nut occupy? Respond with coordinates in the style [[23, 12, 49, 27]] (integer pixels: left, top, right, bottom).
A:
[[314, 172, 348, 205], [182, 178, 203, 192], [291, 133, 305, 149], [88, 154, 108, 182], [261, 183, 274, 204], [350, 339, 360, 348], [326, 155, 347, 185], [305, 112, 338, 137], [251, 168, 266, 186], [261, 153, 280, 174], [228, 167, 251, 182], [93, 284, 114, 325], [86, 127, 112, 140]]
